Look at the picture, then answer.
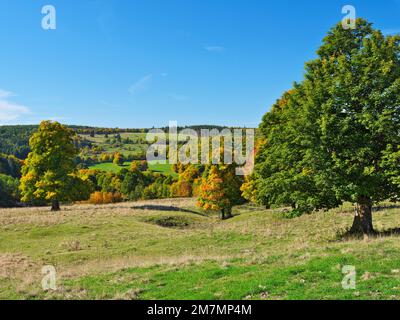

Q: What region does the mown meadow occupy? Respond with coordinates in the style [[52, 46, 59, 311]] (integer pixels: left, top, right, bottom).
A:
[[1, 198, 400, 300]]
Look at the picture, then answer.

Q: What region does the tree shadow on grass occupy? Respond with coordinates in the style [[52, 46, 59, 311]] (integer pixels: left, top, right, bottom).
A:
[[374, 228, 400, 237], [374, 204, 400, 212], [131, 205, 208, 217], [336, 227, 400, 241]]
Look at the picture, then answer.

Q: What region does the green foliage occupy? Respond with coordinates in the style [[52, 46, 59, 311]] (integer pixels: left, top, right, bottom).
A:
[[121, 169, 148, 200], [0, 125, 37, 159], [142, 175, 173, 200], [382, 145, 400, 189], [130, 160, 148, 172], [252, 19, 400, 220], [20, 121, 90, 207], [113, 152, 125, 165], [96, 171, 122, 193], [0, 153, 23, 178], [0, 174, 20, 207], [81, 166, 175, 202]]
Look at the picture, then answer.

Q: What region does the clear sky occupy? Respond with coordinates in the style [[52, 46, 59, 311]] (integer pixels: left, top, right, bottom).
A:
[[0, 0, 399, 128]]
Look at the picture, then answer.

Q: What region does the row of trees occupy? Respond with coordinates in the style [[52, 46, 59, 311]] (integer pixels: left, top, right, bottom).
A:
[[0, 174, 19, 207], [0, 125, 37, 159], [13, 121, 244, 219]]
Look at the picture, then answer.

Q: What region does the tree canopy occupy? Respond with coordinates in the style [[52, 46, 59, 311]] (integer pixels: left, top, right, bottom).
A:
[[20, 121, 90, 211], [249, 19, 400, 235], [198, 164, 244, 219]]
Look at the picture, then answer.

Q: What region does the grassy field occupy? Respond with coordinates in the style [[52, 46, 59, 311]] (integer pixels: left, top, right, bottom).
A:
[[81, 132, 177, 176], [1, 199, 400, 300], [79, 133, 148, 157], [89, 161, 177, 176]]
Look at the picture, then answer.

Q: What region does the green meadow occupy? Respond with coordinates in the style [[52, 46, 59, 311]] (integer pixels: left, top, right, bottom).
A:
[[89, 161, 177, 177], [1, 199, 400, 300]]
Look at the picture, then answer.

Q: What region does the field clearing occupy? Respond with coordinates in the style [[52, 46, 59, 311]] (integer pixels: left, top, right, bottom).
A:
[[79, 133, 147, 144], [79, 133, 148, 157], [89, 161, 177, 176], [1, 199, 400, 300]]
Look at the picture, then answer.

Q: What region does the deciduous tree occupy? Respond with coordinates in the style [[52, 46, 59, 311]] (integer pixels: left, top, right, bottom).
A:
[[252, 19, 400, 235], [20, 121, 90, 211], [198, 165, 244, 219]]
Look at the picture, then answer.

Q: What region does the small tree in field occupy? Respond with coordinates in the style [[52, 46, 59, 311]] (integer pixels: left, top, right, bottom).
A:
[[130, 160, 148, 172], [198, 165, 244, 220], [113, 152, 125, 166], [20, 121, 90, 211]]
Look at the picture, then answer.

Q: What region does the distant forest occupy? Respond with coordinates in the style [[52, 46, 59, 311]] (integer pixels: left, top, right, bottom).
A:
[[0, 125, 38, 159], [0, 124, 237, 159]]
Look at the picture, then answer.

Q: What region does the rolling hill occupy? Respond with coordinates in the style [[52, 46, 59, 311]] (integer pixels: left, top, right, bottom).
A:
[[1, 198, 400, 300]]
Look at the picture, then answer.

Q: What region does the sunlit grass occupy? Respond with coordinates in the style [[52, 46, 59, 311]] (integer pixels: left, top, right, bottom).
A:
[[1, 199, 400, 300], [88, 161, 177, 176]]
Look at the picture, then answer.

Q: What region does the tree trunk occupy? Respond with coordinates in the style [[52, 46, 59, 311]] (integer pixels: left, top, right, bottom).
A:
[[350, 197, 374, 236], [220, 210, 226, 220], [51, 200, 60, 212], [225, 207, 233, 219], [220, 208, 233, 220]]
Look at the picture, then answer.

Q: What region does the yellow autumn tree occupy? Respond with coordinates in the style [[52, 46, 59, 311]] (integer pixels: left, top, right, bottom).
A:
[[113, 152, 125, 165], [20, 121, 90, 211], [197, 165, 244, 220]]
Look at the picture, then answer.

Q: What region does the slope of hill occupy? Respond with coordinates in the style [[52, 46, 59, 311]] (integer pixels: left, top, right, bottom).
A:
[[89, 161, 177, 177], [1, 199, 400, 300], [0, 125, 37, 159], [0, 124, 233, 160]]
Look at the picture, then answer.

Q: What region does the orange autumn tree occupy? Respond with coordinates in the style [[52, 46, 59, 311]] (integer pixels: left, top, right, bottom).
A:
[[171, 164, 201, 198], [197, 164, 244, 220]]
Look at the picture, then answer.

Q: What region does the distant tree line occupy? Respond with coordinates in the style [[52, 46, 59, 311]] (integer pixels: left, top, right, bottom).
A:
[[0, 125, 38, 158]]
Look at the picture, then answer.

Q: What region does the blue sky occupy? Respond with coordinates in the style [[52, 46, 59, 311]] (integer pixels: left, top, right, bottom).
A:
[[0, 0, 399, 128]]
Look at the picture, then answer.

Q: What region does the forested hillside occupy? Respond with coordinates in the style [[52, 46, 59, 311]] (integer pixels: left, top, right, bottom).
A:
[[0, 124, 230, 160], [0, 153, 22, 178], [0, 125, 37, 159]]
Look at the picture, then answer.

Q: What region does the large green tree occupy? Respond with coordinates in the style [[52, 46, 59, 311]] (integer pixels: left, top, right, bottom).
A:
[[20, 121, 90, 211], [250, 89, 341, 217], [252, 19, 400, 235]]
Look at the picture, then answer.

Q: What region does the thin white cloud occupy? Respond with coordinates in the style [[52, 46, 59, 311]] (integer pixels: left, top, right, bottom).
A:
[[129, 74, 153, 95], [0, 89, 31, 123], [0, 89, 14, 99], [205, 46, 225, 53]]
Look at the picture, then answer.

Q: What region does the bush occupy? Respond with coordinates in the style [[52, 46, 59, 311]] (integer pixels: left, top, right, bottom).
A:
[[89, 191, 123, 204], [144, 216, 193, 228]]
